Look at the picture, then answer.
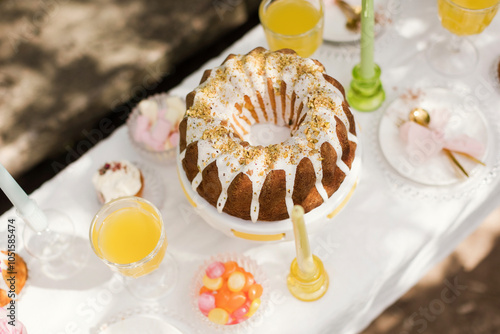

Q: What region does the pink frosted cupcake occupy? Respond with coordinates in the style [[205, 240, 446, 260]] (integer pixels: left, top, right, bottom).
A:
[[127, 93, 185, 162]]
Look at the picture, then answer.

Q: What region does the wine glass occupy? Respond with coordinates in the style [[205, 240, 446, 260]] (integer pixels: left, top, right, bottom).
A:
[[259, 0, 324, 57], [427, 0, 500, 75], [89, 196, 177, 300]]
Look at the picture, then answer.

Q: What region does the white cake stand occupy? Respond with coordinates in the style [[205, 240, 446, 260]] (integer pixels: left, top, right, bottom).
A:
[[176, 141, 362, 242]]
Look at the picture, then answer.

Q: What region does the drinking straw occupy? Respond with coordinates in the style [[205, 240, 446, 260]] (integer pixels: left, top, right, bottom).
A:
[[0, 162, 47, 232]]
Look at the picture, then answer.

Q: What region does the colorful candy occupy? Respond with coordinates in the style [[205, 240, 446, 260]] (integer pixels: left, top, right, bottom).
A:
[[226, 291, 247, 313], [246, 298, 261, 318], [198, 260, 263, 326], [233, 304, 250, 319], [242, 272, 255, 292], [203, 274, 223, 291], [199, 286, 211, 295], [208, 308, 229, 325], [223, 261, 238, 279], [214, 286, 231, 308], [198, 293, 216, 315], [248, 284, 263, 301], [227, 271, 246, 292], [131, 94, 185, 152], [206, 261, 225, 279]]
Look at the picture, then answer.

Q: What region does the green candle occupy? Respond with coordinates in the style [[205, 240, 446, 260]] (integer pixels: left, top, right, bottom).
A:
[[360, 0, 375, 79]]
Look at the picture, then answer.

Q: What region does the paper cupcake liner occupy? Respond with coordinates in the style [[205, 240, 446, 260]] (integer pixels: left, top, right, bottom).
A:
[[92, 161, 166, 210]]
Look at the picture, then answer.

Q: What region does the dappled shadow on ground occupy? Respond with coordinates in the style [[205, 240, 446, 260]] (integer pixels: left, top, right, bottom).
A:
[[362, 209, 500, 334], [0, 0, 257, 177]]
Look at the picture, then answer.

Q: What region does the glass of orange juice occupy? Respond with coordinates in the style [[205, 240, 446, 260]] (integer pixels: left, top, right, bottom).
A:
[[90, 196, 177, 300], [259, 0, 324, 57], [427, 0, 499, 75]]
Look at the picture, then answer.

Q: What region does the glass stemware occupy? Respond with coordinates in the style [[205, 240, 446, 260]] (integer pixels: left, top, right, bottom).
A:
[[426, 0, 500, 75], [89, 196, 177, 300], [259, 0, 324, 57]]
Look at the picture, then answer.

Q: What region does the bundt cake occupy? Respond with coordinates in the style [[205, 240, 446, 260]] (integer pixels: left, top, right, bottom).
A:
[[179, 47, 358, 222]]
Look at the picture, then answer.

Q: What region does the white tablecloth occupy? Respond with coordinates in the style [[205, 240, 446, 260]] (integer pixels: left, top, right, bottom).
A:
[[2, 0, 500, 333]]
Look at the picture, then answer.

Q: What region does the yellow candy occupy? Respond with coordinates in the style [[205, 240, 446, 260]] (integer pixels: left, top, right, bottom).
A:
[[227, 271, 246, 292], [208, 308, 229, 325], [203, 274, 223, 291], [245, 298, 261, 318]]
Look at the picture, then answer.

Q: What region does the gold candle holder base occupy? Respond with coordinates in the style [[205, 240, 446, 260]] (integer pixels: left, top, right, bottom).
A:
[[287, 255, 329, 302]]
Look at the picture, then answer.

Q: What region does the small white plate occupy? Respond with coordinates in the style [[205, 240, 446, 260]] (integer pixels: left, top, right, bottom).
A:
[[92, 307, 192, 334], [379, 87, 489, 186], [373, 85, 500, 201]]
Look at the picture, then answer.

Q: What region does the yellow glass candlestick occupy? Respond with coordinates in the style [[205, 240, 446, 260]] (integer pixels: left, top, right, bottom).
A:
[[287, 205, 329, 301]]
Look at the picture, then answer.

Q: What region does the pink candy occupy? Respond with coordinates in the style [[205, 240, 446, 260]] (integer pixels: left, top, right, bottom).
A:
[[133, 115, 150, 142], [141, 132, 165, 151], [205, 261, 225, 279], [151, 119, 172, 143], [198, 292, 216, 315], [232, 304, 250, 319], [133, 108, 178, 151]]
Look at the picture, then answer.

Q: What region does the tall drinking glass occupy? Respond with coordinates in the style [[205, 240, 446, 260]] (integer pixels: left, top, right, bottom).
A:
[[259, 0, 324, 57], [427, 0, 500, 75], [90, 196, 177, 300]]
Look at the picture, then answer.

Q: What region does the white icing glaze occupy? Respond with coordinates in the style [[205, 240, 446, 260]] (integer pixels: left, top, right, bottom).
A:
[[181, 49, 358, 222], [92, 161, 142, 203]]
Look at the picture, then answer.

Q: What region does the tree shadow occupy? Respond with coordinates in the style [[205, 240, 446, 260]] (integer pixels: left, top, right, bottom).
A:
[[362, 234, 500, 334], [0, 4, 35, 24]]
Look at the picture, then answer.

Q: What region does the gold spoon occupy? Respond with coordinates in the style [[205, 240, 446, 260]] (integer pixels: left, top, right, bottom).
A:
[[409, 108, 473, 177], [335, 0, 362, 32], [409, 107, 431, 127]]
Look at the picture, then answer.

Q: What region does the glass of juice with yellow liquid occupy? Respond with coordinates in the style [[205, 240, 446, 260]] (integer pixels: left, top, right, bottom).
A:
[[427, 0, 500, 75], [259, 0, 324, 57], [90, 196, 177, 300]]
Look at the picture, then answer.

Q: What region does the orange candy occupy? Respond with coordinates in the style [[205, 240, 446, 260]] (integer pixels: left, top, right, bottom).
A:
[[215, 286, 231, 309], [247, 284, 263, 301], [225, 291, 247, 313], [223, 261, 238, 279], [199, 286, 212, 295], [242, 272, 255, 292]]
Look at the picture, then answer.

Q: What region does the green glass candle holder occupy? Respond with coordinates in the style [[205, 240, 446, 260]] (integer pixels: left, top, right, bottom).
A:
[[347, 63, 385, 112]]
